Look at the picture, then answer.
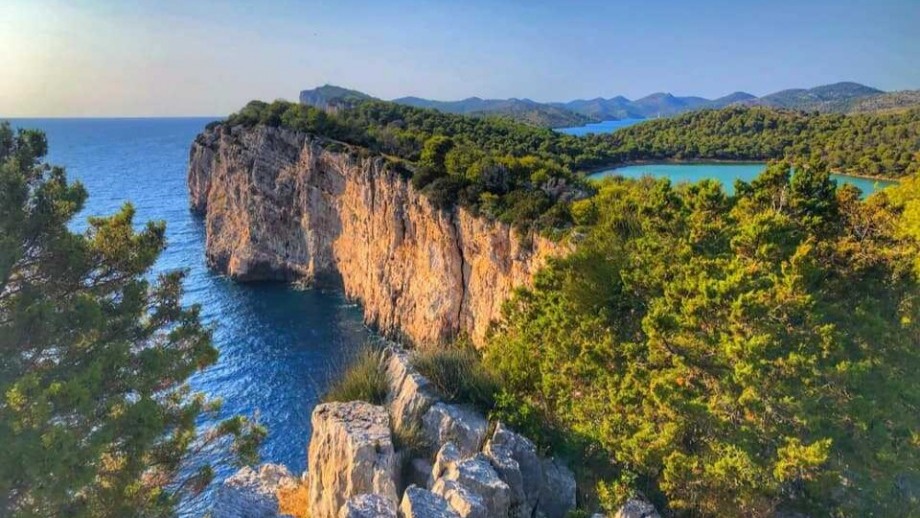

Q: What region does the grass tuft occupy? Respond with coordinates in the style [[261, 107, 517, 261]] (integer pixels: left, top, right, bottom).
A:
[[322, 346, 388, 405], [410, 342, 499, 412]]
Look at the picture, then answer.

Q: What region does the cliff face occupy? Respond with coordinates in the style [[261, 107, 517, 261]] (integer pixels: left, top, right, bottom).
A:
[[188, 124, 562, 346]]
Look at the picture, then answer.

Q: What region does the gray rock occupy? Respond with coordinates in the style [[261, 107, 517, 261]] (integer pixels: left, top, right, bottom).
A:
[[432, 442, 462, 482], [422, 403, 488, 457], [212, 463, 295, 517], [406, 458, 434, 490], [483, 422, 543, 518], [307, 402, 398, 518], [432, 454, 511, 518], [613, 498, 660, 518], [339, 493, 397, 518], [537, 457, 576, 518], [399, 485, 461, 518], [386, 348, 440, 430]]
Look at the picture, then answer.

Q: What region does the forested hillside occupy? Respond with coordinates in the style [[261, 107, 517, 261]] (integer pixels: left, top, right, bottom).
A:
[[486, 165, 920, 516], [589, 106, 920, 178]]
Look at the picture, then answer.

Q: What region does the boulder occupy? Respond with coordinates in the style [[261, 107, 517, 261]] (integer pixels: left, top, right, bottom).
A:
[[405, 457, 434, 490], [308, 402, 398, 518], [422, 403, 488, 457], [483, 422, 543, 518], [339, 493, 397, 518], [385, 348, 439, 430], [432, 454, 511, 518], [537, 457, 576, 518], [613, 499, 660, 518], [212, 463, 295, 517], [431, 442, 462, 481], [399, 485, 461, 518]]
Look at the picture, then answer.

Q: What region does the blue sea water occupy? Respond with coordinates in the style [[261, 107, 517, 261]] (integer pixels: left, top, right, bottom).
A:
[[589, 162, 895, 195], [555, 118, 644, 136], [8, 118, 373, 515]]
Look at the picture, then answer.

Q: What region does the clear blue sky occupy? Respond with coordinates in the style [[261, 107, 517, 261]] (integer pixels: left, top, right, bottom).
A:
[[1, 0, 917, 116]]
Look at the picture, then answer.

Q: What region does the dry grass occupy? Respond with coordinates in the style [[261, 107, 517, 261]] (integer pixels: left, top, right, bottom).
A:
[[277, 479, 309, 518]]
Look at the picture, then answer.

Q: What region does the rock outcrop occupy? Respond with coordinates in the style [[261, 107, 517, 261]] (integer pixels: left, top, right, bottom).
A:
[[307, 402, 398, 517], [294, 347, 577, 518], [213, 463, 296, 517], [188, 124, 563, 346]]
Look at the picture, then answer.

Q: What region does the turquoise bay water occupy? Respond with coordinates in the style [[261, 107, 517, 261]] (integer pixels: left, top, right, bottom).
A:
[[9, 118, 374, 515], [589, 162, 895, 195], [555, 118, 644, 136]]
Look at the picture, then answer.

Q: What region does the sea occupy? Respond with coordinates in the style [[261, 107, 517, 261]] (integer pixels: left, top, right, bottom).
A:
[[554, 118, 644, 136], [8, 118, 374, 515]]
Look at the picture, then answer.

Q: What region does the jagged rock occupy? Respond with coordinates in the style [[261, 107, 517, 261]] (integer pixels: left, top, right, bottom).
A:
[[189, 125, 563, 346], [483, 422, 543, 518], [422, 403, 488, 457], [399, 485, 461, 518], [212, 463, 295, 517], [386, 348, 439, 429], [432, 454, 511, 518], [537, 457, 576, 518], [308, 402, 398, 518], [613, 499, 660, 518], [339, 493, 397, 518], [432, 442, 462, 481]]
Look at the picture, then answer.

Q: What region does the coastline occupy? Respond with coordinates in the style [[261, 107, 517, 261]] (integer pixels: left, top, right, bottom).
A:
[[582, 159, 901, 184]]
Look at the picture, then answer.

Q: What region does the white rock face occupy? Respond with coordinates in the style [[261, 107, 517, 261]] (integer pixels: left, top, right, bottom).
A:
[[212, 463, 295, 518], [431, 454, 511, 518], [613, 499, 661, 518], [421, 403, 488, 457], [385, 348, 439, 430], [399, 485, 461, 518], [538, 457, 577, 518], [307, 402, 398, 518], [189, 125, 564, 347], [338, 493, 398, 518], [483, 422, 543, 518]]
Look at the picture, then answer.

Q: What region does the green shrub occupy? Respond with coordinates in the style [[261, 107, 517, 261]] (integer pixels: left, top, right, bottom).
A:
[[410, 343, 499, 412], [323, 346, 388, 405]]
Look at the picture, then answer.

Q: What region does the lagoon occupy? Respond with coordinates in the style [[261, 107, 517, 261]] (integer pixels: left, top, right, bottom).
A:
[[588, 162, 895, 195]]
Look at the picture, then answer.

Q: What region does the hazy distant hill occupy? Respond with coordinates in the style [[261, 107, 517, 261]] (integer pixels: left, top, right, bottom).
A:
[[391, 96, 595, 127], [299, 85, 373, 110], [752, 82, 883, 112], [299, 82, 920, 128]]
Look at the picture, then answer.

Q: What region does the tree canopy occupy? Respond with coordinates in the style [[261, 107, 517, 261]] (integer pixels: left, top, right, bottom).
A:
[[485, 163, 920, 516], [0, 122, 264, 516]]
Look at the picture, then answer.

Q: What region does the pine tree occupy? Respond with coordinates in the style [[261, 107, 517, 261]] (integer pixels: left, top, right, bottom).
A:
[[0, 122, 265, 516]]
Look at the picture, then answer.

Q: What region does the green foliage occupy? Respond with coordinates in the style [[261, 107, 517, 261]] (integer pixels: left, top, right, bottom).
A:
[[485, 163, 920, 516], [322, 346, 389, 405], [595, 106, 920, 178], [0, 122, 265, 516], [410, 343, 500, 413]]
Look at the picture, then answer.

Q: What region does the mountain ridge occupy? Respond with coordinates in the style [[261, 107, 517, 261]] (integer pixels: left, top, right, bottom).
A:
[[299, 81, 920, 128]]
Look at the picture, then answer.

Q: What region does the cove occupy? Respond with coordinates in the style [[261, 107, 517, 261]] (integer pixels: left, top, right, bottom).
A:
[[588, 162, 896, 195], [555, 118, 644, 136]]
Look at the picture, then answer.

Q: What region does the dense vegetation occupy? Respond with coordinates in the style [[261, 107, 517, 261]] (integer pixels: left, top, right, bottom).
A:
[[224, 101, 919, 234], [587, 106, 920, 178], [224, 99, 595, 232], [485, 163, 920, 516], [0, 123, 264, 516]]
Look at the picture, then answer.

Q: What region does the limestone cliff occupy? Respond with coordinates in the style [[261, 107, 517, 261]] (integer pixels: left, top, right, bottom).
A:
[[188, 124, 563, 346]]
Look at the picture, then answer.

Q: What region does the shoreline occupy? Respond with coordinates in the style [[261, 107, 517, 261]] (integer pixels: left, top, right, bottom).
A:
[[582, 159, 901, 184]]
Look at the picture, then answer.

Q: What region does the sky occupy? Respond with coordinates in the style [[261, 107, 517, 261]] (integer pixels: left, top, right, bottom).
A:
[[1, 0, 917, 117]]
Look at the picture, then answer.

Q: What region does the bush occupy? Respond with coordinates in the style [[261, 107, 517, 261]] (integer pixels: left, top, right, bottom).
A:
[[410, 343, 499, 413], [322, 346, 388, 405]]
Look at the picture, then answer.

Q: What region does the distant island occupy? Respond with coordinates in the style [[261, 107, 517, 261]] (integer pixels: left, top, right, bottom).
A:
[[301, 82, 920, 128]]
